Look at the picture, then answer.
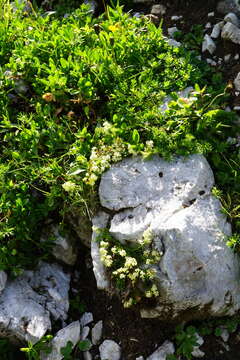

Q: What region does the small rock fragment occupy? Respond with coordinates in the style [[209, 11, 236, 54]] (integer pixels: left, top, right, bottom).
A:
[[99, 340, 121, 360], [224, 54, 231, 62], [235, 53, 239, 60], [146, 341, 175, 360], [91, 212, 110, 290], [206, 58, 217, 66], [0, 271, 7, 293], [80, 313, 94, 327], [205, 22, 212, 29], [219, 327, 230, 342], [221, 22, 240, 44], [81, 326, 90, 340], [83, 351, 92, 360], [208, 11, 215, 17], [151, 4, 166, 16], [234, 72, 240, 91], [171, 15, 183, 21], [224, 12, 240, 27], [202, 34, 216, 54], [41, 321, 81, 360], [191, 333, 205, 358], [84, 0, 97, 13], [92, 320, 103, 345], [167, 26, 179, 38], [211, 23, 222, 38], [136, 357, 144, 360], [166, 38, 181, 47]]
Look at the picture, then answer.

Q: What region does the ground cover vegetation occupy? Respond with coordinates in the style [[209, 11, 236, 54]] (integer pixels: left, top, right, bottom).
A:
[[0, 0, 240, 357]]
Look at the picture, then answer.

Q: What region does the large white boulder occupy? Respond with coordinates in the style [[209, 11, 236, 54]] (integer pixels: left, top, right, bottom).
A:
[[0, 262, 70, 344], [95, 155, 240, 321]]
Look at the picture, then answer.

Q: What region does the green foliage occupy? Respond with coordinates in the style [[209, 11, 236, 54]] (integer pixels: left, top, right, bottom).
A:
[[78, 339, 92, 351], [0, 0, 239, 275], [174, 325, 198, 360], [20, 335, 53, 360]]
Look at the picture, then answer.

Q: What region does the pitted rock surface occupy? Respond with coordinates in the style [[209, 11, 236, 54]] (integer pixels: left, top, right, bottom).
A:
[[94, 155, 240, 321], [0, 262, 70, 344]]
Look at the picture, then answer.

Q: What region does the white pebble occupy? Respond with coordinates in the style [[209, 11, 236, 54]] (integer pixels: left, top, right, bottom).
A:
[[224, 54, 231, 62], [224, 12, 240, 27], [208, 12, 215, 17]]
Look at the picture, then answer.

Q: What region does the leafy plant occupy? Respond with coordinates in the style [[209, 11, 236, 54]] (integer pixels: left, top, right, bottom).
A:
[[20, 335, 53, 360], [174, 325, 198, 360]]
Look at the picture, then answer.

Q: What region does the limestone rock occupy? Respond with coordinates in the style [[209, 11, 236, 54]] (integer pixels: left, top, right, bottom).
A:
[[221, 22, 240, 44], [80, 312, 93, 327], [224, 12, 240, 27], [202, 34, 216, 54], [92, 320, 103, 345], [234, 72, 240, 91], [191, 333, 205, 358], [97, 155, 240, 321], [24, 262, 70, 321], [0, 271, 7, 293], [42, 224, 77, 266], [0, 262, 70, 344], [99, 340, 121, 360], [91, 212, 110, 290], [67, 213, 92, 248], [211, 22, 224, 38], [217, 0, 240, 15], [167, 26, 179, 38], [41, 321, 81, 360], [146, 341, 175, 360], [151, 4, 166, 16]]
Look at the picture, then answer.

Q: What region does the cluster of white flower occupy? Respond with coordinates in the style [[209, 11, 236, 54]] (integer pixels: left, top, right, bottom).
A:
[[98, 226, 162, 308], [145, 284, 159, 298], [83, 137, 127, 186]]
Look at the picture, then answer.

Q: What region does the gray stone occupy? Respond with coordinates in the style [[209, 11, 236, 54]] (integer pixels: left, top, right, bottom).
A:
[[99, 340, 121, 360], [219, 326, 230, 342], [42, 224, 77, 266], [0, 262, 70, 344], [98, 155, 240, 321], [202, 34, 216, 54], [191, 333, 205, 358], [80, 312, 93, 327], [151, 4, 166, 16], [41, 321, 80, 360], [91, 212, 110, 290], [83, 351, 92, 360], [92, 320, 103, 345], [24, 262, 70, 321], [81, 326, 90, 340], [217, 0, 240, 15], [0, 271, 7, 293], [67, 213, 92, 248], [221, 22, 240, 44], [167, 26, 179, 38], [166, 38, 181, 48], [211, 22, 224, 38], [224, 12, 240, 26], [84, 0, 97, 14], [234, 72, 240, 90], [146, 341, 175, 360]]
